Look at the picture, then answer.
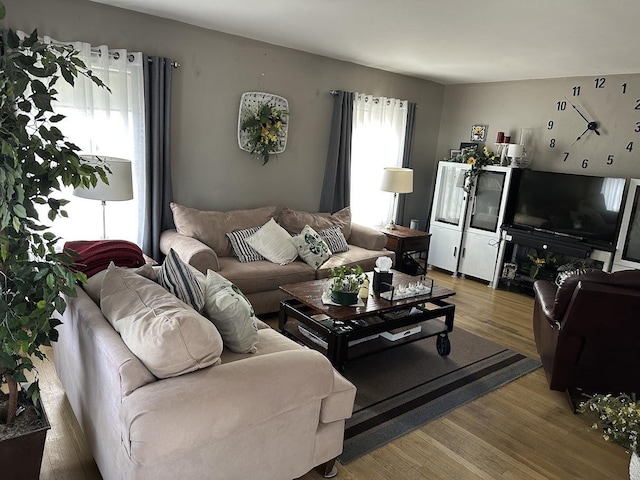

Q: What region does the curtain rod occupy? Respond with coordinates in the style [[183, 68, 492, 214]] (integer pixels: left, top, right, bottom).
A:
[[92, 49, 180, 68]]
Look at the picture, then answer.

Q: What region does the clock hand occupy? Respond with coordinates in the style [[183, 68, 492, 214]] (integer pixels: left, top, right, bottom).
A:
[[571, 121, 601, 146], [571, 127, 590, 146], [565, 96, 591, 124]]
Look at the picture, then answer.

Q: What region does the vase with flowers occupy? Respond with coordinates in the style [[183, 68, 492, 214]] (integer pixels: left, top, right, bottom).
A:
[[240, 102, 288, 165], [580, 393, 640, 479], [447, 145, 500, 192]]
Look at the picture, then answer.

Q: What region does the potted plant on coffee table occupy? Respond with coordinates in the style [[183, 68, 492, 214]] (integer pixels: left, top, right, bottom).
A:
[[328, 265, 366, 306], [0, 4, 108, 477]]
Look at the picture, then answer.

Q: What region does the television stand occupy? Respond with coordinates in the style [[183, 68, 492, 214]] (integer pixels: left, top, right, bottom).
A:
[[491, 226, 612, 291]]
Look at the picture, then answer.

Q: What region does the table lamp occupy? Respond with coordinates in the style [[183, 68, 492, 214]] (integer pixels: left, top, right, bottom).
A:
[[380, 167, 413, 230], [73, 156, 133, 239], [507, 144, 524, 168]]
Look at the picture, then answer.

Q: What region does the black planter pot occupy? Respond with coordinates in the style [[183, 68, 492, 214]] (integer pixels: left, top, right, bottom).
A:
[[0, 400, 50, 480], [331, 290, 358, 305]]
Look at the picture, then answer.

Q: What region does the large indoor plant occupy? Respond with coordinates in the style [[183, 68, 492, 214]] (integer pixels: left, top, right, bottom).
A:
[[0, 3, 108, 474], [580, 393, 640, 479]]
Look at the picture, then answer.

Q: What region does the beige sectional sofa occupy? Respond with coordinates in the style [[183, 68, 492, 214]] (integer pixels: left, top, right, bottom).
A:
[[160, 204, 395, 314], [54, 266, 357, 480]]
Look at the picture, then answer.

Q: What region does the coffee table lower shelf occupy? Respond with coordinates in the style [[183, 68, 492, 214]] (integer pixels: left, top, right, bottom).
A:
[[279, 299, 455, 370]]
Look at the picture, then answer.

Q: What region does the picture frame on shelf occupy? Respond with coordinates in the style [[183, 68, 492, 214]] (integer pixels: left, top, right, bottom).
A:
[[449, 148, 461, 158], [470, 124, 488, 142], [459, 142, 477, 150]]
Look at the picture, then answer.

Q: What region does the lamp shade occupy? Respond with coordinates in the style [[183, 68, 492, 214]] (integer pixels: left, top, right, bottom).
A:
[[380, 167, 413, 194], [507, 144, 524, 158], [73, 156, 133, 201]]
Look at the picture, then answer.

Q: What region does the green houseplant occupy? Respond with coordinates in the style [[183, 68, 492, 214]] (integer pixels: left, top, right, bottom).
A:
[[328, 265, 366, 305], [447, 145, 500, 192], [580, 393, 640, 479], [0, 3, 108, 474]]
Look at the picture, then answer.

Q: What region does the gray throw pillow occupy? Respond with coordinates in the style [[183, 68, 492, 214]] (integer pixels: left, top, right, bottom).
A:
[[319, 226, 349, 253], [203, 270, 260, 354], [226, 227, 265, 263]]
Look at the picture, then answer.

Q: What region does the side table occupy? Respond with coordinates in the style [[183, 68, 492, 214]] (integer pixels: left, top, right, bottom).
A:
[[379, 225, 431, 275]]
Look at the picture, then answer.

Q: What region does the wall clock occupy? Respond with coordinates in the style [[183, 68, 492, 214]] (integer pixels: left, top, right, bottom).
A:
[[545, 76, 640, 170]]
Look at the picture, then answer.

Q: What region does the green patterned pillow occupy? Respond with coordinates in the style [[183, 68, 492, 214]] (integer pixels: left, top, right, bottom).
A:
[[291, 224, 332, 269]]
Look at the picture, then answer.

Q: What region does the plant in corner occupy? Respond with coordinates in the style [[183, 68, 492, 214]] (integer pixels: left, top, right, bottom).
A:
[[328, 265, 366, 306], [0, 3, 108, 473], [579, 393, 640, 478]]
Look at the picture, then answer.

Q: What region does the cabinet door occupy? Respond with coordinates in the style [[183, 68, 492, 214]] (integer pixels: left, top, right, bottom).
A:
[[431, 162, 468, 230], [427, 223, 462, 273], [458, 231, 500, 281], [613, 178, 640, 270], [467, 170, 506, 233]]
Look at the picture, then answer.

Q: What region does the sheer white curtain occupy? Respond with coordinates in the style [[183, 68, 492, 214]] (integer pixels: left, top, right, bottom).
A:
[[42, 36, 145, 243], [350, 93, 408, 227]]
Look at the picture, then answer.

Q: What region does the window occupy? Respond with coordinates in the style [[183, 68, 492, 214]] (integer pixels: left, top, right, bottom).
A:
[[42, 39, 145, 243], [350, 94, 408, 227]]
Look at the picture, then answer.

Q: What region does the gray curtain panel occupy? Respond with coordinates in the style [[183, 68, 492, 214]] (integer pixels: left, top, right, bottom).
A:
[[396, 102, 417, 226], [142, 55, 175, 260], [319, 90, 354, 213]]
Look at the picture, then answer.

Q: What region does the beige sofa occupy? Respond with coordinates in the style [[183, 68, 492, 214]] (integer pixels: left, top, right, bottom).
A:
[[54, 269, 357, 480], [160, 204, 395, 314]]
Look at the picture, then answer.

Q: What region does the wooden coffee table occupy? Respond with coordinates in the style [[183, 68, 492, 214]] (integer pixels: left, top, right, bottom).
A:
[[279, 270, 456, 370]]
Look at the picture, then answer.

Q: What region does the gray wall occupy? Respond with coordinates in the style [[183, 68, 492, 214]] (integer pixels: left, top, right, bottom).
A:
[[438, 75, 640, 180], [4, 0, 444, 230]]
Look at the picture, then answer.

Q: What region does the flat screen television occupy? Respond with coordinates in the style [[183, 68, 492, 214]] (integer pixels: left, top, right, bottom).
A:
[[509, 170, 626, 249]]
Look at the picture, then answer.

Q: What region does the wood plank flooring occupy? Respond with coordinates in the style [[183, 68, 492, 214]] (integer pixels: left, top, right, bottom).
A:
[[36, 269, 630, 479]]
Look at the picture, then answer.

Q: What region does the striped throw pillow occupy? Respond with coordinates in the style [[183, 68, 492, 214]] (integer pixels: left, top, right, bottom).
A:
[[319, 226, 349, 253], [226, 227, 266, 263], [157, 249, 205, 311]]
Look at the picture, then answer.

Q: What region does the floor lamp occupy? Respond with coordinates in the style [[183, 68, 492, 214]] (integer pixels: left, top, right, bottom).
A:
[[73, 156, 133, 239], [381, 167, 413, 230]]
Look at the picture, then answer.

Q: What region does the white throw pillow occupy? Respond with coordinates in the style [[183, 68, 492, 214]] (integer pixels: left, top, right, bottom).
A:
[[100, 264, 223, 378], [245, 218, 298, 265], [157, 249, 206, 311], [291, 224, 332, 269], [203, 270, 259, 354]]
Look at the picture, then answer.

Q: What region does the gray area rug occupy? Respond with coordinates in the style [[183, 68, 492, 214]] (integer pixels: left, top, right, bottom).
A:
[[339, 327, 541, 463]]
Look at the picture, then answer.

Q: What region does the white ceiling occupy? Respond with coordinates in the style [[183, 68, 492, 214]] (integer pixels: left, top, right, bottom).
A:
[[91, 0, 640, 85]]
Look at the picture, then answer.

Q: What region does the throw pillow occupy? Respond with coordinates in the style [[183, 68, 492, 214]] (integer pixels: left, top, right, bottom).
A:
[[226, 227, 266, 263], [100, 264, 223, 378], [291, 225, 332, 269], [245, 218, 298, 265], [276, 206, 352, 240], [157, 249, 206, 311], [170, 203, 276, 256], [203, 270, 259, 354], [319, 225, 349, 254]]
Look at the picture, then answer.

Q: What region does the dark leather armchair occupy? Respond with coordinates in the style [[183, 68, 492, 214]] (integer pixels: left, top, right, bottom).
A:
[[533, 268, 640, 408]]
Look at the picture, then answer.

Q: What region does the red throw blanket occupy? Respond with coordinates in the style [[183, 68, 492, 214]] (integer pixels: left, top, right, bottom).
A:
[[64, 240, 145, 277]]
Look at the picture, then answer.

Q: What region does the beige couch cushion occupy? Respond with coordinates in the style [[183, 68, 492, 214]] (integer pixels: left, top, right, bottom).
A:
[[217, 256, 316, 294], [277, 206, 352, 240], [171, 203, 276, 257], [316, 245, 391, 279], [100, 265, 223, 378]]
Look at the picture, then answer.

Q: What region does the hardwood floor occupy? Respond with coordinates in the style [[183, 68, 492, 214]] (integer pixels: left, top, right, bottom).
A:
[[37, 270, 629, 479]]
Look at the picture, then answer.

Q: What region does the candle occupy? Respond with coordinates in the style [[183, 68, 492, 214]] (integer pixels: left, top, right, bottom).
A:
[[504, 136, 511, 143], [496, 131, 504, 143]]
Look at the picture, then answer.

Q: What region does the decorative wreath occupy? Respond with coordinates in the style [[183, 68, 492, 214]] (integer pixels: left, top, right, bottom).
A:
[[238, 92, 289, 165]]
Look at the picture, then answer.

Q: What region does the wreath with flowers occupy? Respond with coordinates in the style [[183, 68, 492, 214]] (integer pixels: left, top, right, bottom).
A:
[[240, 102, 288, 165], [447, 145, 500, 192]]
